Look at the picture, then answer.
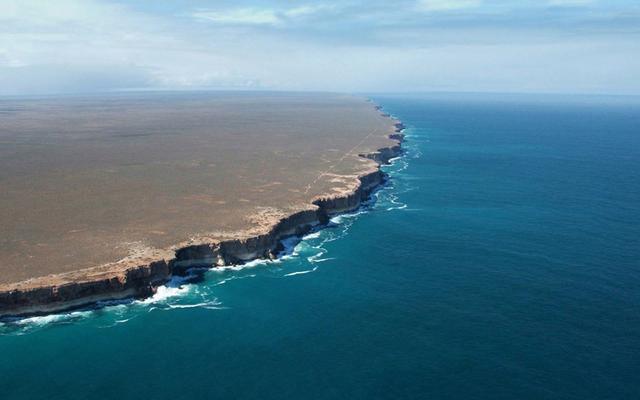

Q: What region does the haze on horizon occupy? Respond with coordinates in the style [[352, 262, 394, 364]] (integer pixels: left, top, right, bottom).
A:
[[1, 0, 638, 96]]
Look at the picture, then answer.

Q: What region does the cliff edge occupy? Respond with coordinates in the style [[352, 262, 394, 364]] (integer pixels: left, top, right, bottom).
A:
[[0, 103, 405, 318]]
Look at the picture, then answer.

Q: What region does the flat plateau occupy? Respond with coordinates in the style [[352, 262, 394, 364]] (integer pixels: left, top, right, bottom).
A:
[[0, 92, 403, 316]]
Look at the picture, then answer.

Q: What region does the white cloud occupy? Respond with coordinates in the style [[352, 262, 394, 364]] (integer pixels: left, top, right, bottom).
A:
[[417, 0, 482, 12], [190, 4, 336, 26], [547, 0, 594, 6], [284, 5, 336, 18], [0, 0, 637, 95], [0, 49, 26, 67], [191, 8, 281, 26]]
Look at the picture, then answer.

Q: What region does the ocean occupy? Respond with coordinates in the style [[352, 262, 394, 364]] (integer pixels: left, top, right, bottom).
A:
[[1, 93, 639, 399]]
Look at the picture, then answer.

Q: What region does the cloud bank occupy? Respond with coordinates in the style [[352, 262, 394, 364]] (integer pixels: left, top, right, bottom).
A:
[[0, 0, 638, 95]]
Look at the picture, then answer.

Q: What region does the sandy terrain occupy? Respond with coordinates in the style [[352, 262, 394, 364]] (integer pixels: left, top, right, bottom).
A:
[[0, 92, 396, 285]]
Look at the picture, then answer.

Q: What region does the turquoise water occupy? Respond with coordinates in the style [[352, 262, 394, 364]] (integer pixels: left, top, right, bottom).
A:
[[2, 94, 640, 399]]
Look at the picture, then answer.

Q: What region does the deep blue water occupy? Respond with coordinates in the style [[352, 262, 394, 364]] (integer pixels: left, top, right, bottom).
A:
[[2, 93, 639, 399]]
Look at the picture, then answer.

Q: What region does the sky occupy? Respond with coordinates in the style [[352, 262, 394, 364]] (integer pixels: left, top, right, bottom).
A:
[[0, 0, 639, 95]]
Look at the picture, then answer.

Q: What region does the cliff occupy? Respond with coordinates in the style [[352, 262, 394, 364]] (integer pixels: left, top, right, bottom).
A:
[[0, 106, 405, 319]]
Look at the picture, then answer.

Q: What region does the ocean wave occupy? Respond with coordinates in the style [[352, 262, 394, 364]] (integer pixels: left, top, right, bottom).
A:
[[284, 267, 318, 277], [214, 274, 257, 286], [137, 284, 191, 305], [308, 257, 335, 263], [167, 300, 225, 310], [302, 231, 321, 240], [387, 156, 402, 163], [329, 209, 366, 225], [0, 309, 94, 336]]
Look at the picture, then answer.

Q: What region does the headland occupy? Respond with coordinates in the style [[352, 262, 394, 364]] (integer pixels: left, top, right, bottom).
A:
[[0, 92, 404, 317]]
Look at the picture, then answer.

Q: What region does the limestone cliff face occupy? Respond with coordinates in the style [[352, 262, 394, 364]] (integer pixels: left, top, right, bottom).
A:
[[173, 208, 320, 271], [219, 209, 319, 263], [0, 259, 171, 317], [389, 123, 406, 142], [0, 108, 405, 319], [313, 170, 385, 218]]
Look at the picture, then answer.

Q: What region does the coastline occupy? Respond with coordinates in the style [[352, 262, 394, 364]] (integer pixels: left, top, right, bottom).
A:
[[0, 104, 405, 319]]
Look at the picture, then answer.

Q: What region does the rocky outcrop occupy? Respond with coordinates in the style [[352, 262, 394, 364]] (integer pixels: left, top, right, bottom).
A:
[[0, 104, 405, 319]]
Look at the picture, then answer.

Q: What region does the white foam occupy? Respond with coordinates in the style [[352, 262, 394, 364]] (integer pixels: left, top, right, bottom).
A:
[[167, 300, 224, 310], [387, 156, 401, 163], [15, 313, 73, 327], [309, 257, 335, 263], [278, 235, 302, 257], [214, 274, 256, 286], [238, 258, 271, 268], [307, 249, 331, 263], [1, 309, 93, 335], [138, 283, 190, 305], [210, 256, 279, 273], [97, 316, 138, 328], [302, 232, 321, 240], [284, 267, 318, 277], [330, 210, 365, 224]]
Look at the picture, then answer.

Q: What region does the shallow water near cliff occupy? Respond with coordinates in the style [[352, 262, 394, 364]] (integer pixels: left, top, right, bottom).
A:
[[2, 93, 640, 399]]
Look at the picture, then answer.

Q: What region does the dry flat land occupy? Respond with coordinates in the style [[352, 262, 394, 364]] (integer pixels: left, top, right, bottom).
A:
[[0, 92, 397, 286]]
